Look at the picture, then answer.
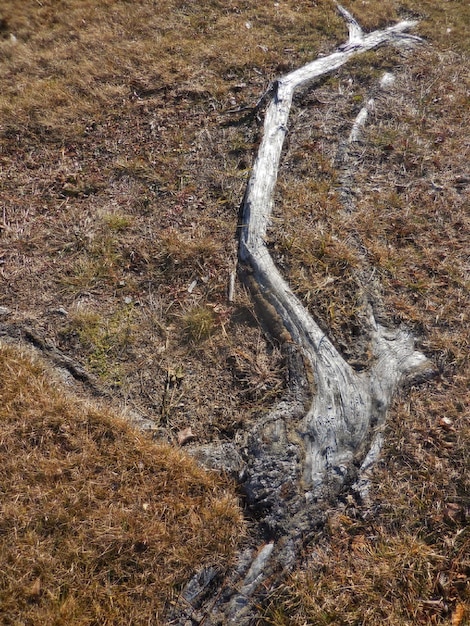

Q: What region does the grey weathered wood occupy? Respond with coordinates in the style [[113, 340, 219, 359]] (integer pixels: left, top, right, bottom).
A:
[[238, 4, 429, 513], [172, 7, 433, 625]]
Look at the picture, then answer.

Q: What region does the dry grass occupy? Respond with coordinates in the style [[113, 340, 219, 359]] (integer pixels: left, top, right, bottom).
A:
[[0, 342, 243, 624], [264, 386, 470, 624], [0, 0, 469, 623], [0, 0, 344, 134], [265, 517, 469, 625], [261, 3, 470, 625]]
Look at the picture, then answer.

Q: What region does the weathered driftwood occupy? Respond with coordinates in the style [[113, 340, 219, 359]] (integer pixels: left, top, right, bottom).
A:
[[171, 7, 433, 625]]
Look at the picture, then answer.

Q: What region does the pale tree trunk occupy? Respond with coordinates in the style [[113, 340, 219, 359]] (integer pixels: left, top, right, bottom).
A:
[[170, 7, 433, 625]]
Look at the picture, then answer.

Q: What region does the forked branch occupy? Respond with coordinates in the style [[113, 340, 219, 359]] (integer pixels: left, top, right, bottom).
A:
[[171, 6, 432, 625]]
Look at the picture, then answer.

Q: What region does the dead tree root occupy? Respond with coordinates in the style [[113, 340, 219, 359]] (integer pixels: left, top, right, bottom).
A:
[[169, 6, 435, 626]]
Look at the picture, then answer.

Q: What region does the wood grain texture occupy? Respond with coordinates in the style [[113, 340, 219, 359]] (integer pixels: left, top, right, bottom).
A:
[[172, 7, 433, 625]]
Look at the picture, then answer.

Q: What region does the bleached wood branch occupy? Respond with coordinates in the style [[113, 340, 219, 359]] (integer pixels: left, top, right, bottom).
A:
[[238, 8, 429, 504], [172, 7, 432, 625]]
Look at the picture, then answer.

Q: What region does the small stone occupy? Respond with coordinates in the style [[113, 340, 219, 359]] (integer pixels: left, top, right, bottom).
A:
[[177, 427, 196, 446], [0, 306, 11, 318], [439, 416, 454, 431], [380, 72, 395, 89]]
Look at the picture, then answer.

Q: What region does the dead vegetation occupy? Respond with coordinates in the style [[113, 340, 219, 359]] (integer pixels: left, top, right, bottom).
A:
[[0, 0, 469, 623], [0, 342, 243, 625]]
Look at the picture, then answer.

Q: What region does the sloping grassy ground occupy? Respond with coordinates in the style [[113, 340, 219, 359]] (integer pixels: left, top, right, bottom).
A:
[[0, 0, 469, 624], [0, 342, 243, 624]]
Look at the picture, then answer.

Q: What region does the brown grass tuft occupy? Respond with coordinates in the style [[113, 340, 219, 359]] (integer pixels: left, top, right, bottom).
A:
[[0, 342, 243, 624]]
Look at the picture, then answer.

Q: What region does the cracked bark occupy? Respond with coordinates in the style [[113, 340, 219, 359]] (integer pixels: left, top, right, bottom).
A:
[[170, 7, 434, 625]]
